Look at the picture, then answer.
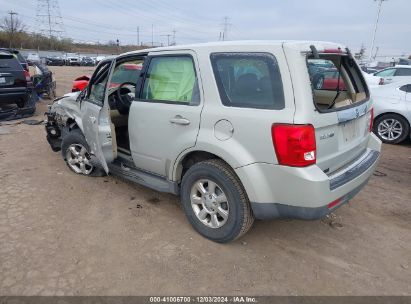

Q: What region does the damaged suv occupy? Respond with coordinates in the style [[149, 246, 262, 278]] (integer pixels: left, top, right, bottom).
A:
[[45, 41, 381, 242]]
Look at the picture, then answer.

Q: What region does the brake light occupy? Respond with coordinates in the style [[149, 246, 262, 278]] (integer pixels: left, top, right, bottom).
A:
[[24, 70, 31, 82], [368, 108, 374, 132], [323, 48, 344, 54], [271, 124, 316, 167]]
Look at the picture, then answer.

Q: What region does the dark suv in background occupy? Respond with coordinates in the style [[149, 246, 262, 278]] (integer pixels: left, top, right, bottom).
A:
[[0, 48, 29, 71], [0, 50, 32, 108]]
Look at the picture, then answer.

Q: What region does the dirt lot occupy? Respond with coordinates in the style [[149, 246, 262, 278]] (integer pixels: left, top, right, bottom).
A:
[[0, 66, 410, 296]]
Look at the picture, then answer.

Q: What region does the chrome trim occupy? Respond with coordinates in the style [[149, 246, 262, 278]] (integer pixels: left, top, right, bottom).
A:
[[337, 102, 368, 124]]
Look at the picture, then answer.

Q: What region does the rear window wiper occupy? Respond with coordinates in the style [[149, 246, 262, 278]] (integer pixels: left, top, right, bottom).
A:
[[328, 58, 343, 109]]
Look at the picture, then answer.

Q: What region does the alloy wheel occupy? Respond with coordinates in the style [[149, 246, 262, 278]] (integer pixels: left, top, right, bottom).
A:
[[190, 179, 229, 229], [65, 143, 94, 175], [377, 118, 403, 141]]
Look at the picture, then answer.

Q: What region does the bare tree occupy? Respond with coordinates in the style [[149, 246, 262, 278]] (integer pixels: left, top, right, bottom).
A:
[[0, 13, 25, 48]]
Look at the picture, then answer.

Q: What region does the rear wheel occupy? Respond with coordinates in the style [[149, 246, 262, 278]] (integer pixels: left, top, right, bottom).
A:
[[180, 159, 254, 243], [374, 114, 409, 144]]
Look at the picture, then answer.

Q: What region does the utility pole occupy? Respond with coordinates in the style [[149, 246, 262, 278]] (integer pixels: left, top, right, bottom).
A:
[[151, 24, 154, 47], [136, 26, 140, 46], [172, 29, 177, 45], [161, 34, 171, 46], [35, 0, 65, 40], [221, 16, 231, 41], [369, 0, 387, 61], [8, 11, 17, 48]]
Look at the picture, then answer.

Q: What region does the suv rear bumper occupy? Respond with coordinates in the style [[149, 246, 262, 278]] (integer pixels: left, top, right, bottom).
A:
[[0, 89, 30, 104], [235, 133, 381, 220]]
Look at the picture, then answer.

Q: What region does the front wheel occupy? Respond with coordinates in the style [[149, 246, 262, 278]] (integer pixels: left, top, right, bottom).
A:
[[180, 159, 254, 243], [61, 129, 106, 177], [374, 114, 410, 144]]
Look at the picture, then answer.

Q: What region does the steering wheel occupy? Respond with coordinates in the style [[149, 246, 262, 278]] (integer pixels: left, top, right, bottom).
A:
[[115, 82, 136, 115]]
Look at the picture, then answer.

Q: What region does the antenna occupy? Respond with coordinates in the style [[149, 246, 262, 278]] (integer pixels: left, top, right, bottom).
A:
[[35, 0, 65, 39], [369, 0, 387, 61]]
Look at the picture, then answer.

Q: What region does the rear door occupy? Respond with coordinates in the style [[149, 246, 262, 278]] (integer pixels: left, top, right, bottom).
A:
[[80, 60, 115, 173], [128, 50, 203, 177], [303, 50, 373, 173]]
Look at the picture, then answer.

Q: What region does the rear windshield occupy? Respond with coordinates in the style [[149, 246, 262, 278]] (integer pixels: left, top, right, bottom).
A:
[[0, 54, 22, 70], [307, 54, 369, 112], [210, 53, 285, 110]]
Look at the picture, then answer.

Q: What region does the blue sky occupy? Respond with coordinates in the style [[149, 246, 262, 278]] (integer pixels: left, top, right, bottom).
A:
[[0, 0, 410, 57]]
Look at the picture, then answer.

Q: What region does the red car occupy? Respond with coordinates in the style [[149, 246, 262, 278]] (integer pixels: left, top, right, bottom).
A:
[[314, 69, 347, 91], [72, 75, 90, 92], [71, 63, 142, 92]]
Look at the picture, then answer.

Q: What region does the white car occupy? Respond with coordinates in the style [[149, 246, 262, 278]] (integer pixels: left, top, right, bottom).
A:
[[27, 53, 40, 63], [374, 65, 411, 84], [362, 71, 384, 88], [371, 80, 411, 144]]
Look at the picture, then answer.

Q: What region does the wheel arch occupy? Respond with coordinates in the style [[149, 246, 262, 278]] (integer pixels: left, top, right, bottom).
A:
[[172, 149, 238, 183]]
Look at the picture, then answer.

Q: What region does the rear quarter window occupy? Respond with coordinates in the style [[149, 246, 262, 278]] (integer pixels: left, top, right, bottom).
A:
[[210, 53, 285, 110]]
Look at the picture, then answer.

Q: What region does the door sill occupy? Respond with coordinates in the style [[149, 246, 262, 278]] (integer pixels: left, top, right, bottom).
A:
[[108, 158, 179, 195]]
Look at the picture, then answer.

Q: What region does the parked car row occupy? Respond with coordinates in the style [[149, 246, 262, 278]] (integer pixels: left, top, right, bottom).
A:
[[21, 52, 108, 67]]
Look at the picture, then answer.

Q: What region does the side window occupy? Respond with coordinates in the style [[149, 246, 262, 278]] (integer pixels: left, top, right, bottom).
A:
[[375, 69, 396, 77], [210, 53, 285, 110], [141, 56, 199, 104], [399, 84, 411, 93], [88, 63, 111, 105], [395, 68, 411, 76]]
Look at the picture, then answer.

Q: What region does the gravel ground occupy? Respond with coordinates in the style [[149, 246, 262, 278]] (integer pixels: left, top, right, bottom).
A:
[[0, 66, 410, 296]]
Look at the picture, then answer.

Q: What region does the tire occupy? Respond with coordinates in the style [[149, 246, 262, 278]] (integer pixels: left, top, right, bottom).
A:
[[15, 96, 29, 108], [180, 159, 254, 243], [61, 129, 106, 177], [373, 113, 409, 144]]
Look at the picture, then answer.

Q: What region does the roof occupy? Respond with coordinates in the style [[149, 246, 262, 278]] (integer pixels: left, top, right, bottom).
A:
[[122, 40, 345, 56]]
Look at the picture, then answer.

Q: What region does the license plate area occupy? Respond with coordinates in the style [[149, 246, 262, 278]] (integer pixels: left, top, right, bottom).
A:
[[0, 76, 13, 86], [341, 119, 359, 143]]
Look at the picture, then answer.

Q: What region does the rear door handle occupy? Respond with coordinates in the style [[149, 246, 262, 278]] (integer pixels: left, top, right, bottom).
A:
[[170, 115, 190, 125]]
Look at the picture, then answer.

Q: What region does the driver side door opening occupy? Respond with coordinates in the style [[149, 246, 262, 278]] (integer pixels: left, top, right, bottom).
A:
[[106, 55, 146, 156]]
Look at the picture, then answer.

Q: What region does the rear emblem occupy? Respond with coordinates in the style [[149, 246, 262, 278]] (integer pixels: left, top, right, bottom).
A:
[[320, 132, 335, 140]]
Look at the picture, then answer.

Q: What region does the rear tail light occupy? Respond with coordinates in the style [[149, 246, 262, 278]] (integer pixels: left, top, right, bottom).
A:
[[367, 108, 374, 132], [378, 78, 384, 85], [24, 70, 31, 82], [271, 124, 317, 167]]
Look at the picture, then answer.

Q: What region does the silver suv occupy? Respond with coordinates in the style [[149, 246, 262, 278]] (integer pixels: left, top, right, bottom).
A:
[[45, 41, 381, 242]]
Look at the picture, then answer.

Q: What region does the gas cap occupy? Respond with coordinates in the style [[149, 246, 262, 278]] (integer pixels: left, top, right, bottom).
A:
[[214, 119, 234, 141]]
